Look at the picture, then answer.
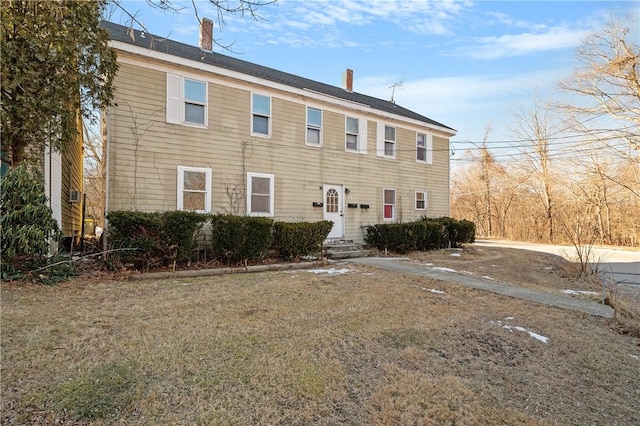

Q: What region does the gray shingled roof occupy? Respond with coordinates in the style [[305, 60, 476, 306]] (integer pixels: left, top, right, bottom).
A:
[[101, 20, 455, 132]]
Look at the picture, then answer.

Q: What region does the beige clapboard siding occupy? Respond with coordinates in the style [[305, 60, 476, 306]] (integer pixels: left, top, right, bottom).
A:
[[108, 56, 452, 241], [59, 116, 84, 239]]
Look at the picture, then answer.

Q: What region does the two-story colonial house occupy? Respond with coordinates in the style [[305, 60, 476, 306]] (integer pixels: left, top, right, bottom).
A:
[[101, 20, 456, 243]]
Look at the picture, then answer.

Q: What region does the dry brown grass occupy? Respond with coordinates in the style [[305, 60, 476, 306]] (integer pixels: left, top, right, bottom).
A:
[[2, 249, 640, 425]]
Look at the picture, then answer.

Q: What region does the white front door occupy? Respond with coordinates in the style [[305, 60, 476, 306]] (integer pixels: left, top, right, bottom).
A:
[[323, 184, 344, 239]]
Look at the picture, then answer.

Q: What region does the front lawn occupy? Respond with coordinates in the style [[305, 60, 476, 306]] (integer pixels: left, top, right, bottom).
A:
[[2, 259, 639, 424]]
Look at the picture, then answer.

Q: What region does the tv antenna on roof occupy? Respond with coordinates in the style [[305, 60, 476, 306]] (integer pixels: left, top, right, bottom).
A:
[[389, 75, 407, 104]]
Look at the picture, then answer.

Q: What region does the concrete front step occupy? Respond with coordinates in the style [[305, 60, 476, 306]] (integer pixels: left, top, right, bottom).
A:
[[324, 241, 371, 259]]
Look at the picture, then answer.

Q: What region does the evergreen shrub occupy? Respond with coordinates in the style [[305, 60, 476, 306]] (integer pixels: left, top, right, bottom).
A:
[[365, 217, 476, 254], [272, 220, 333, 259], [209, 214, 273, 264]]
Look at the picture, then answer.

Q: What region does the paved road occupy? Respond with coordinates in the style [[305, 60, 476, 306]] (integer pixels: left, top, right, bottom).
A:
[[474, 239, 640, 285], [348, 257, 614, 318]]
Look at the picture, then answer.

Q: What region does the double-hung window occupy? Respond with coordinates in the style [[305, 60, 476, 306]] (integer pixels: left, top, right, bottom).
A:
[[166, 74, 208, 126], [384, 126, 396, 157], [346, 116, 367, 153], [416, 132, 433, 164], [247, 172, 274, 216], [306, 107, 322, 146], [376, 123, 396, 158], [415, 190, 427, 210], [177, 166, 212, 213], [252, 93, 271, 136], [383, 188, 396, 220]]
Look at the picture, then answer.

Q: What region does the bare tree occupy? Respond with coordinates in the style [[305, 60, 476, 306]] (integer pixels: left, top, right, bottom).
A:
[[109, 0, 277, 51], [559, 18, 640, 153], [511, 98, 559, 242]]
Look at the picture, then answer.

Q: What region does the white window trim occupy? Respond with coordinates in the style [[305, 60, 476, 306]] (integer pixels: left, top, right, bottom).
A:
[[416, 132, 433, 164], [383, 188, 396, 221], [247, 172, 275, 217], [376, 123, 396, 159], [251, 93, 272, 138], [166, 73, 208, 128], [306, 106, 323, 147], [415, 190, 427, 211], [345, 116, 368, 154], [177, 166, 212, 213]]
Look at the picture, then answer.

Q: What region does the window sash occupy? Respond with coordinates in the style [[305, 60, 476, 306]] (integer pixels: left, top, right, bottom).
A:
[[252, 94, 271, 135], [306, 107, 322, 145], [417, 133, 428, 162], [247, 172, 274, 216], [384, 125, 396, 157], [383, 189, 395, 220], [415, 191, 426, 210], [346, 117, 359, 151], [177, 166, 211, 213]]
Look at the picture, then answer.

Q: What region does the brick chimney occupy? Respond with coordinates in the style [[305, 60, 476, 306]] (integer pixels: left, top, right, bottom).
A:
[[199, 18, 213, 52], [342, 68, 353, 92]]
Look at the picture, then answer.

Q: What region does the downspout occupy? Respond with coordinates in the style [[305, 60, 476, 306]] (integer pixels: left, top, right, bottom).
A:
[[103, 107, 111, 254]]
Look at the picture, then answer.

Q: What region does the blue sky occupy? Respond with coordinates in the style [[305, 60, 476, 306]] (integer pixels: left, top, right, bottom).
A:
[[110, 0, 638, 164]]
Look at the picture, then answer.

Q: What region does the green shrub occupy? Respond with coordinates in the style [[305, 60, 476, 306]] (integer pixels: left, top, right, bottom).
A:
[[365, 217, 476, 253], [161, 211, 208, 263], [107, 210, 207, 270], [209, 214, 273, 264], [0, 164, 72, 284], [272, 220, 333, 259]]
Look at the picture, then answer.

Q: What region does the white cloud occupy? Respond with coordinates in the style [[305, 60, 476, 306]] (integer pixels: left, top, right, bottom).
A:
[[467, 26, 591, 59]]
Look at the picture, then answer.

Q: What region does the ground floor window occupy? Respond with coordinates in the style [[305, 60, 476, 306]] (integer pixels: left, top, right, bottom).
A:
[[383, 188, 396, 220], [247, 172, 275, 216], [415, 190, 427, 210], [177, 166, 212, 213]]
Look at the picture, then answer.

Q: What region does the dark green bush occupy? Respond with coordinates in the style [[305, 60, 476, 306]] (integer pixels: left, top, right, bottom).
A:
[[1, 164, 72, 284], [272, 220, 333, 259], [365, 217, 476, 253], [162, 211, 208, 263], [209, 214, 273, 264], [107, 210, 207, 270]]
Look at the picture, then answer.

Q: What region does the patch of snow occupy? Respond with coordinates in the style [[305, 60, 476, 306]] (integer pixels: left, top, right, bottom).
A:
[[527, 331, 550, 344], [561, 289, 599, 296], [504, 317, 515, 320], [629, 354, 639, 360], [450, 253, 462, 257], [307, 268, 350, 275], [362, 272, 376, 276], [301, 255, 318, 260], [461, 270, 475, 275], [431, 267, 457, 273], [428, 288, 445, 294], [423, 262, 434, 266], [482, 276, 495, 281], [494, 321, 549, 344], [544, 266, 554, 270]]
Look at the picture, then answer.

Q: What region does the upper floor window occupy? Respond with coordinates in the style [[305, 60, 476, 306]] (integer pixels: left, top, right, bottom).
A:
[[177, 166, 211, 213], [306, 107, 322, 146], [252, 93, 271, 136], [416, 132, 433, 164], [346, 117, 359, 151], [384, 126, 396, 157], [376, 123, 396, 158], [247, 172, 275, 216], [166, 74, 208, 127]]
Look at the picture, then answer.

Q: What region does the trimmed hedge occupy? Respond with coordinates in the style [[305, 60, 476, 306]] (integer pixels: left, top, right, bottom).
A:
[[272, 220, 333, 259], [107, 211, 207, 270], [209, 214, 273, 264], [105, 211, 334, 270], [365, 217, 475, 254]]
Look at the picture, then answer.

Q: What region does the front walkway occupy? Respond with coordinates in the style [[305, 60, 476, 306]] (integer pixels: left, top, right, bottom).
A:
[[348, 257, 614, 318]]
